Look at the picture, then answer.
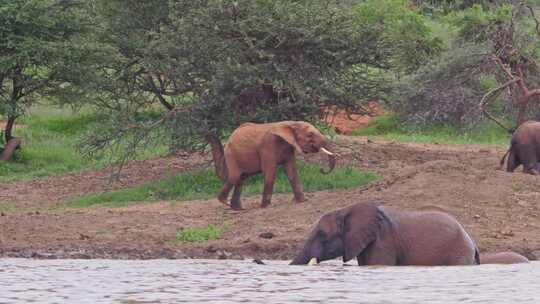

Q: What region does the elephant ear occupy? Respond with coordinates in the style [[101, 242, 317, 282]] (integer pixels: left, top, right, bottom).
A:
[[342, 203, 383, 262], [270, 123, 302, 153]]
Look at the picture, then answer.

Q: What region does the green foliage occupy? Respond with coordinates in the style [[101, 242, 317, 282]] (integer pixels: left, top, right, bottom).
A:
[[175, 224, 225, 243], [0, 107, 167, 181], [444, 4, 513, 42], [0, 0, 104, 143], [78, 0, 442, 163], [0, 108, 101, 181], [67, 163, 379, 207], [355, 0, 442, 72], [352, 115, 510, 145]]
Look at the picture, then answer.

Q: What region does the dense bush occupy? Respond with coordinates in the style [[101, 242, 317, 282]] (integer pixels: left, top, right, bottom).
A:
[[78, 0, 441, 162]]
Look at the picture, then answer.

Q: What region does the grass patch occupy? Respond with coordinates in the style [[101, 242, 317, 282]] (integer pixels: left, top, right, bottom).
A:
[[0, 108, 103, 182], [174, 224, 225, 242], [67, 163, 379, 208], [0, 107, 168, 182], [351, 115, 510, 145]]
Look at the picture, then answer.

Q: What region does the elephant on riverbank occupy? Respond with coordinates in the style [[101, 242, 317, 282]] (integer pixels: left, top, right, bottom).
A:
[[207, 121, 336, 210], [481, 252, 529, 264], [500, 120, 540, 174], [290, 201, 479, 266]]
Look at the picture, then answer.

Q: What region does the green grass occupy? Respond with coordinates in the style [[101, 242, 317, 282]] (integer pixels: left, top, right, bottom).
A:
[[67, 163, 379, 208], [351, 115, 511, 145], [175, 224, 225, 242], [0, 107, 168, 182], [0, 108, 103, 181]]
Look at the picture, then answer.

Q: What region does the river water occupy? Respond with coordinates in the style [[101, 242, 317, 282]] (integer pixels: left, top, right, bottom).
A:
[[1, 258, 538, 303]]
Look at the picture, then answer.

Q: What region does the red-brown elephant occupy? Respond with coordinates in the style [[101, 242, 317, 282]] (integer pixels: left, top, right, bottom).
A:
[[207, 121, 336, 210]]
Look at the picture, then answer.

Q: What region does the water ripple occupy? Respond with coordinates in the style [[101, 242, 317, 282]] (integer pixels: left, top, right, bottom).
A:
[[0, 259, 538, 303]]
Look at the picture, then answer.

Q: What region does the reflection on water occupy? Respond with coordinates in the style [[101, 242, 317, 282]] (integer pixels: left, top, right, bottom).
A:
[[0, 258, 538, 303]]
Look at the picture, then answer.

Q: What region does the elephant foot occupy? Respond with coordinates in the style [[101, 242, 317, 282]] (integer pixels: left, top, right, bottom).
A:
[[217, 194, 229, 204], [261, 200, 271, 208], [217, 197, 232, 208], [230, 201, 244, 211], [293, 195, 308, 203]]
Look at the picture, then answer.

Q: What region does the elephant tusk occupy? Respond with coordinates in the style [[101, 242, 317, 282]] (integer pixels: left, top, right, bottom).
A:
[[320, 147, 335, 156], [307, 257, 319, 266]]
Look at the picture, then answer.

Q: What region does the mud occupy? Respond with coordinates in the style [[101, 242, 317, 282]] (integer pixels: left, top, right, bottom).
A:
[[1, 136, 540, 261]]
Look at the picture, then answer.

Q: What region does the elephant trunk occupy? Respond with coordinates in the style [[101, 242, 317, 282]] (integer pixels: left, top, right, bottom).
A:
[[290, 250, 311, 265], [290, 235, 320, 265], [319, 146, 336, 175], [205, 133, 228, 183]]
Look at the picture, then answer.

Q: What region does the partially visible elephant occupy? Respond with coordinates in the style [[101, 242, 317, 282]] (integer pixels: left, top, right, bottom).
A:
[[207, 121, 336, 210], [232, 82, 293, 124], [500, 120, 540, 174], [290, 201, 479, 266], [481, 251, 529, 264]]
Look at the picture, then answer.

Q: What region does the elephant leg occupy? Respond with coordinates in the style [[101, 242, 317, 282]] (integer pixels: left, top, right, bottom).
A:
[[506, 150, 519, 172], [217, 174, 240, 206], [356, 242, 397, 266], [261, 165, 277, 208], [230, 179, 244, 210], [517, 145, 538, 174], [284, 160, 306, 203]]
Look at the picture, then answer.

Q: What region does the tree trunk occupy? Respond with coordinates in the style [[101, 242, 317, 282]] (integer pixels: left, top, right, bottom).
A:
[[4, 115, 16, 143], [205, 133, 228, 182], [0, 137, 21, 161]]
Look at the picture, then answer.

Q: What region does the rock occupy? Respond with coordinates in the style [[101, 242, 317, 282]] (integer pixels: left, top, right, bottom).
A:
[[217, 250, 231, 260], [259, 232, 275, 239], [206, 245, 218, 253], [253, 258, 265, 265], [500, 230, 515, 237]]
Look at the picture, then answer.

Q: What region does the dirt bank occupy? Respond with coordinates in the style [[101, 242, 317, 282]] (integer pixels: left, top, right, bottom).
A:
[[1, 136, 540, 261]]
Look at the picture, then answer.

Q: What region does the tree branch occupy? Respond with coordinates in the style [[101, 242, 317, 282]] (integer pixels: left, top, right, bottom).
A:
[[144, 74, 174, 110], [480, 78, 519, 133]]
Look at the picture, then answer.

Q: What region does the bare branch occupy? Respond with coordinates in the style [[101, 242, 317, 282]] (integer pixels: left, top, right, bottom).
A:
[[480, 78, 520, 133]]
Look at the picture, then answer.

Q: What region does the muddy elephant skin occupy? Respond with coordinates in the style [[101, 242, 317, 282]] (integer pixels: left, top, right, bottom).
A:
[[501, 120, 540, 174], [480, 252, 529, 264], [290, 201, 479, 266]]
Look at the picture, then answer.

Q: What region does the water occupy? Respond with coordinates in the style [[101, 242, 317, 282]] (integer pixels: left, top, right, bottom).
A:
[[0, 258, 538, 303]]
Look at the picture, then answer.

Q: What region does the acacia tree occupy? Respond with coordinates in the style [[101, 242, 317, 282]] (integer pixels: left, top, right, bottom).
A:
[[81, 0, 440, 165], [0, 0, 98, 160], [393, 2, 540, 130], [468, 2, 540, 129]]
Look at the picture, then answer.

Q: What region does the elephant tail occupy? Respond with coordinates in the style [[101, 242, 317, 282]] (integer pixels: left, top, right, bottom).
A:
[[474, 248, 480, 265], [500, 139, 516, 169], [499, 149, 510, 168]]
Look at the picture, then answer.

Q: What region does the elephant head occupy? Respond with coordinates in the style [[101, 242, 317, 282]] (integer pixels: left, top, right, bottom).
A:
[[290, 203, 383, 265], [270, 121, 336, 174]]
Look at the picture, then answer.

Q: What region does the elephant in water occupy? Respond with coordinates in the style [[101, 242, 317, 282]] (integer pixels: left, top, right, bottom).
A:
[[500, 120, 540, 174], [480, 252, 529, 264], [207, 121, 336, 210], [290, 201, 479, 266]]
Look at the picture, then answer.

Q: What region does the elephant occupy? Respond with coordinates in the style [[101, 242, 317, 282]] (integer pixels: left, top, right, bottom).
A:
[[480, 251, 529, 264], [290, 201, 479, 266], [232, 82, 293, 124], [206, 121, 336, 210], [500, 120, 540, 174]]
